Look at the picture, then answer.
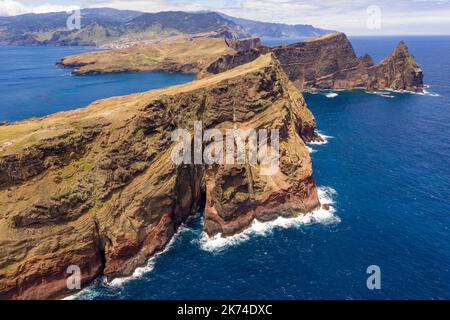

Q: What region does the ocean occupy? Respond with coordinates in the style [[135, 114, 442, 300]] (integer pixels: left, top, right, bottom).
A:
[[1, 37, 449, 299], [0, 45, 195, 122]]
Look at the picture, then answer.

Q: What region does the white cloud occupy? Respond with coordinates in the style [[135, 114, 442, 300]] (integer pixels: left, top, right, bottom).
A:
[[32, 3, 80, 14], [0, 0, 79, 16], [0, 0, 449, 35], [88, 0, 207, 13], [0, 0, 28, 16]]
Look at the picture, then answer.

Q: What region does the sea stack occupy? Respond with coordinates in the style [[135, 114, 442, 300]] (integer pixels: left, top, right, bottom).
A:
[[366, 41, 424, 92]]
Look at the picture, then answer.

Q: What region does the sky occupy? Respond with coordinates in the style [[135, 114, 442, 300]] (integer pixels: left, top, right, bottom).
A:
[[0, 0, 449, 35]]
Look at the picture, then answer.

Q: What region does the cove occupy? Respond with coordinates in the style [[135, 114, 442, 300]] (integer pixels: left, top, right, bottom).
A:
[[0, 45, 195, 122]]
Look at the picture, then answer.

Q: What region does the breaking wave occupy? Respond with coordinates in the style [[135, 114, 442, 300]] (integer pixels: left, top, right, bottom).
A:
[[417, 87, 440, 97], [199, 186, 340, 253], [106, 224, 194, 287], [63, 223, 195, 299], [325, 92, 338, 98], [306, 146, 316, 154], [366, 85, 440, 98], [308, 131, 333, 145]]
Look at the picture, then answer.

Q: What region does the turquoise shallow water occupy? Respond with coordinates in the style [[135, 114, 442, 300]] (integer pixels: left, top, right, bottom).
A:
[[1, 38, 449, 299]]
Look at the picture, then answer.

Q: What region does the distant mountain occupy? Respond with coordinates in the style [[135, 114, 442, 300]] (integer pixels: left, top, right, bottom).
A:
[[219, 13, 335, 39], [0, 8, 332, 46], [0, 9, 250, 46], [125, 11, 248, 38]]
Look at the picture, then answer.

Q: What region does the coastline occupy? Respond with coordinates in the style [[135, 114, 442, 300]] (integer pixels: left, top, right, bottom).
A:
[[0, 33, 432, 298], [67, 186, 339, 300]]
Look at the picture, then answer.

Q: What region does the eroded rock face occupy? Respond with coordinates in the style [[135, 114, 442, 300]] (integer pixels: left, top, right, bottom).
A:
[[0, 54, 320, 299], [206, 47, 271, 76], [205, 33, 424, 92], [225, 38, 264, 52], [366, 41, 424, 92]]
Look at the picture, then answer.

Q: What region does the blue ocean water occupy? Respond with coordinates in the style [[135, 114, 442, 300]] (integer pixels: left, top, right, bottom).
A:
[[1, 38, 449, 299], [0, 45, 195, 122]]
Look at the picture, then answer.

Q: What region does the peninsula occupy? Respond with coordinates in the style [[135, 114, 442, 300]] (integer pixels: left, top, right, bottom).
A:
[[59, 33, 424, 93], [0, 54, 321, 299]]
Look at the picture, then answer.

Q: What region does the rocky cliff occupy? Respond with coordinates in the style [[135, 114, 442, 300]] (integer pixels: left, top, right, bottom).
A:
[[0, 54, 321, 299], [63, 33, 423, 92], [365, 41, 424, 92], [206, 33, 424, 92]]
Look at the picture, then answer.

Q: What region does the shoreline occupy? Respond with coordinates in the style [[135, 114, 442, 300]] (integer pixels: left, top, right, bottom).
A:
[[67, 186, 339, 300]]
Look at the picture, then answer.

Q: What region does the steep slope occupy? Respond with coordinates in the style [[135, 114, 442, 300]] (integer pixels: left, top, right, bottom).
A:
[[0, 54, 321, 299], [0, 8, 140, 45], [366, 41, 424, 92], [0, 9, 250, 46], [206, 33, 424, 92], [126, 11, 249, 39], [273, 33, 423, 92]]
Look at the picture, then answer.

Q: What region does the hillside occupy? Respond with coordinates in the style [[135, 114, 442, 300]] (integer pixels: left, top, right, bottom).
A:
[[0, 8, 335, 46], [0, 9, 250, 46]]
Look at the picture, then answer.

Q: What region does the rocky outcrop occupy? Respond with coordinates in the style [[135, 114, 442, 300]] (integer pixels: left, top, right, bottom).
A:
[[366, 41, 423, 92], [225, 38, 264, 52], [205, 33, 424, 92], [273, 33, 424, 92], [0, 54, 321, 299], [206, 47, 271, 77]]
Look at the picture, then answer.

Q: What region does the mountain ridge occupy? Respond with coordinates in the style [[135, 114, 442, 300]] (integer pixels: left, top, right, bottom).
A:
[[218, 12, 335, 39], [0, 8, 332, 46]]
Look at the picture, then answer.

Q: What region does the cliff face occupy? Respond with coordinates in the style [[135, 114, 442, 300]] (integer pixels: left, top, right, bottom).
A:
[[274, 34, 424, 92], [205, 33, 424, 92], [366, 41, 424, 92], [225, 38, 264, 52], [0, 54, 320, 299], [272, 33, 367, 89]]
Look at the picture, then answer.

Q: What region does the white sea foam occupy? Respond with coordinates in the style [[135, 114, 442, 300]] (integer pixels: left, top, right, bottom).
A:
[[308, 131, 333, 145], [106, 224, 193, 288], [325, 92, 338, 98], [381, 86, 439, 97], [63, 223, 194, 299], [64, 189, 339, 296], [107, 261, 156, 288], [365, 91, 395, 99], [199, 186, 340, 253], [306, 146, 316, 154], [417, 88, 440, 97]]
